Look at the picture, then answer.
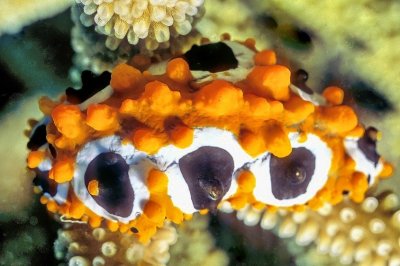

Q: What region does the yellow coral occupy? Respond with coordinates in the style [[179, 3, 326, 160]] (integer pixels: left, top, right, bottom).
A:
[[227, 190, 400, 266]]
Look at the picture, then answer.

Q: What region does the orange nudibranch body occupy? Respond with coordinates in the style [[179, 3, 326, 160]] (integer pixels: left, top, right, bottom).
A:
[[26, 39, 392, 243]]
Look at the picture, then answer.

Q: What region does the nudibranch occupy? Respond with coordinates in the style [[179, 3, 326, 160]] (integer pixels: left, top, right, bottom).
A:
[[26, 39, 392, 243]]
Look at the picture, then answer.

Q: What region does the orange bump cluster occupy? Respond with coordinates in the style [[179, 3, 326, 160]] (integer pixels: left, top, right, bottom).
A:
[[28, 39, 392, 243]]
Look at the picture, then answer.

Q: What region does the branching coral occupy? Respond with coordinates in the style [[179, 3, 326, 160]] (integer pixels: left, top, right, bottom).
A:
[[55, 221, 177, 265], [54, 214, 228, 266], [224, 190, 400, 265], [70, 4, 134, 82], [169, 214, 229, 266], [70, 3, 201, 82], [75, 0, 205, 50]]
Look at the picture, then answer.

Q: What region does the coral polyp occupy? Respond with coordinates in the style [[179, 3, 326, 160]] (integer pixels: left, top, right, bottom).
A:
[[230, 190, 400, 266], [26, 39, 392, 244], [75, 0, 205, 50]]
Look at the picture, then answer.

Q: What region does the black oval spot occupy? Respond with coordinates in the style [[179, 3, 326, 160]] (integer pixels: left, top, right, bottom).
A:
[[84, 152, 134, 217], [178, 146, 234, 210], [66, 71, 111, 104], [33, 170, 57, 197], [357, 127, 380, 166], [269, 147, 316, 200], [183, 42, 238, 73], [27, 124, 47, 150]]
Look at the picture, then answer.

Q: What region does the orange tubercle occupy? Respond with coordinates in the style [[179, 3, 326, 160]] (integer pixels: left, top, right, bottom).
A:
[[88, 180, 99, 196], [239, 130, 267, 157], [227, 171, 257, 210], [67, 192, 87, 220], [27, 150, 46, 168], [261, 121, 291, 158], [40, 196, 49, 205], [350, 172, 369, 203], [88, 216, 102, 228], [307, 197, 324, 210], [110, 63, 142, 92], [323, 86, 344, 105], [228, 195, 248, 210], [246, 65, 291, 101], [194, 80, 244, 116], [38, 96, 59, 115], [51, 104, 88, 141], [283, 95, 315, 125], [106, 220, 120, 232], [50, 159, 75, 183], [346, 125, 365, 138], [142, 81, 185, 116], [243, 94, 272, 119], [254, 49, 277, 66], [147, 169, 168, 193], [379, 162, 393, 179], [237, 171, 256, 193], [46, 200, 58, 213], [144, 201, 165, 223], [86, 104, 119, 132], [166, 58, 192, 84], [132, 128, 167, 154], [199, 209, 209, 215], [168, 124, 194, 148], [316, 106, 358, 134]]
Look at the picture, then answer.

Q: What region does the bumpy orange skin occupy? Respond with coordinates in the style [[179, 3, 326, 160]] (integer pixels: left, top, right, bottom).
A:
[[27, 39, 392, 243]]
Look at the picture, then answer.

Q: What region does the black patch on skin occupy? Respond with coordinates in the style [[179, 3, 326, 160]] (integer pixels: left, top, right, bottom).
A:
[[183, 42, 238, 73], [48, 144, 57, 158], [33, 170, 57, 197], [357, 127, 380, 166], [178, 146, 234, 210], [66, 71, 111, 104], [27, 124, 47, 150], [269, 147, 316, 200], [291, 69, 314, 94], [84, 152, 134, 217]]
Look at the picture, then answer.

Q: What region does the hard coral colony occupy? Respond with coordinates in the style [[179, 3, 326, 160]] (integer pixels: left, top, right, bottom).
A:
[[26, 39, 392, 244], [75, 0, 205, 50]]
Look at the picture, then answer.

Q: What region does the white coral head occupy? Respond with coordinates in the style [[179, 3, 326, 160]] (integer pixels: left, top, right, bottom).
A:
[[76, 0, 205, 50]]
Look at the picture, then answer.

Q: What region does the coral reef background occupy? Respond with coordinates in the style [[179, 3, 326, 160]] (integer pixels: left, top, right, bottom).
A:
[[1, 1, 400, 265]]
